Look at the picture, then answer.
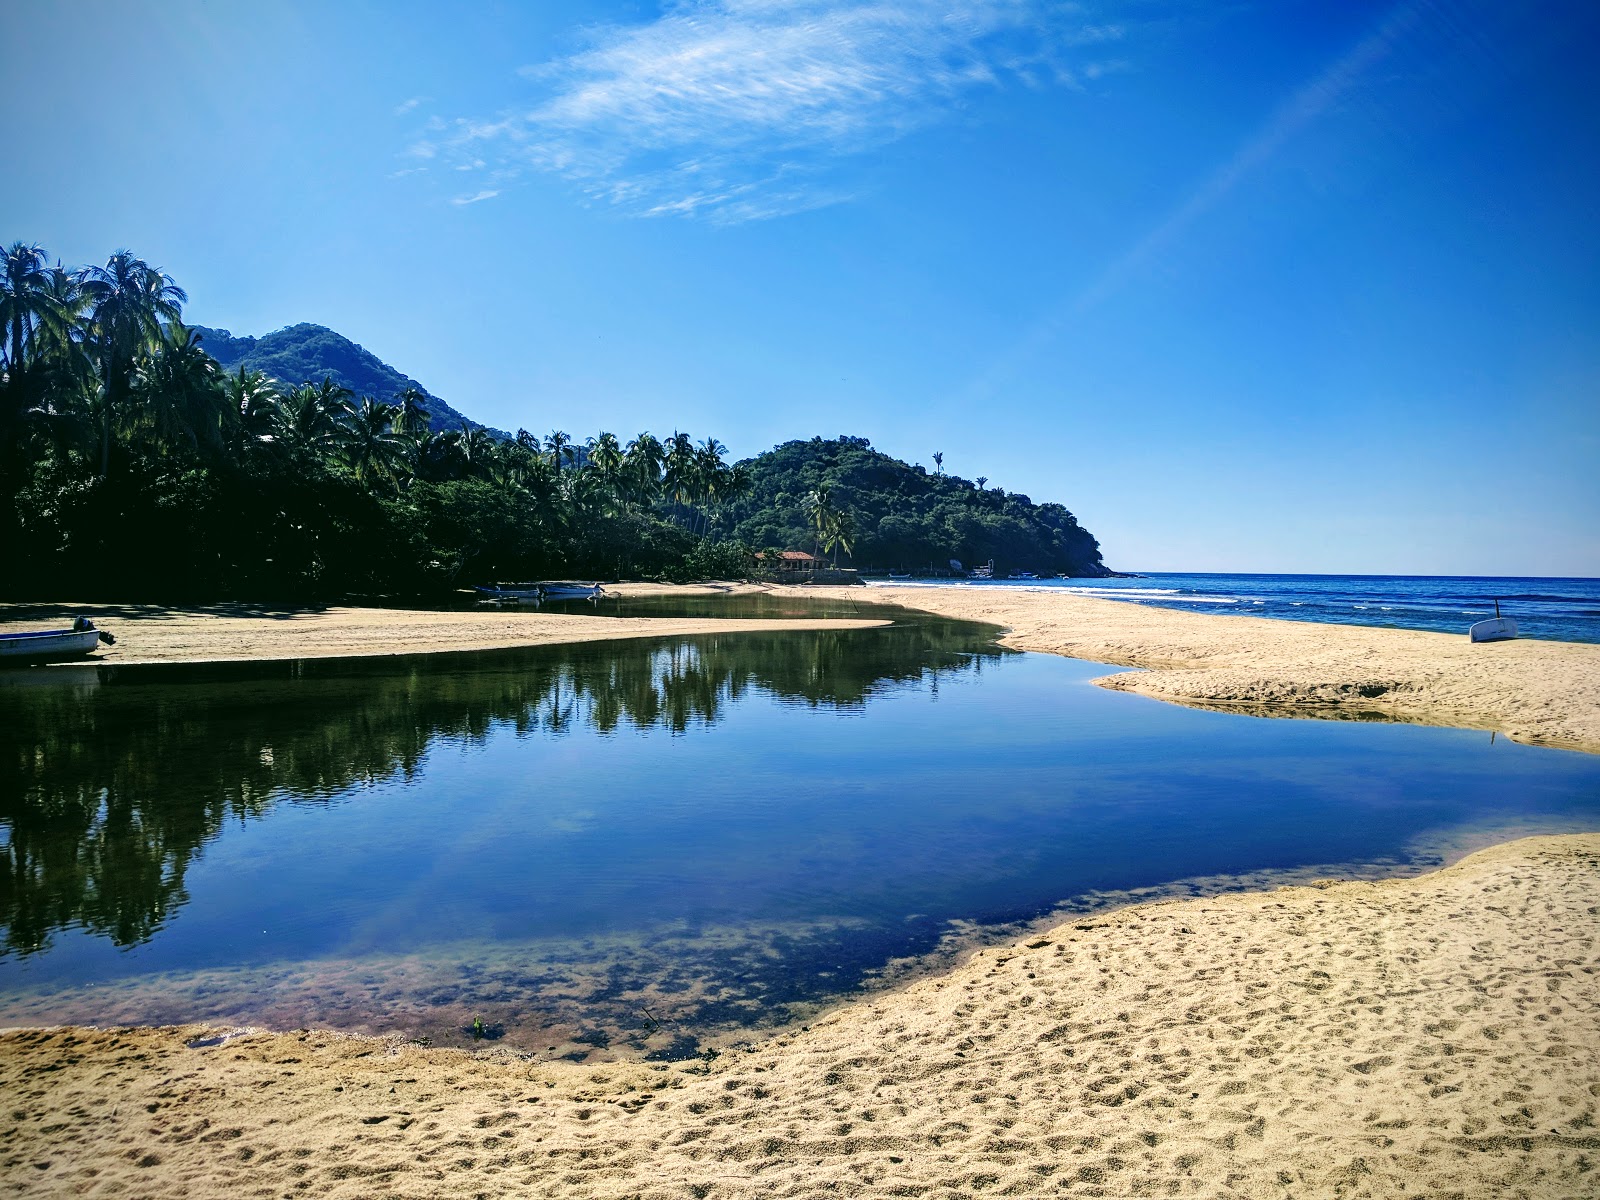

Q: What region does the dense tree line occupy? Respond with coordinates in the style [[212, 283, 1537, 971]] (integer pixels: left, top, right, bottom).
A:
[[196, 322, 489, 435], [726, 436, 1106, 576], [2, 243, 1106, 600], [1, 244, 757, 599]]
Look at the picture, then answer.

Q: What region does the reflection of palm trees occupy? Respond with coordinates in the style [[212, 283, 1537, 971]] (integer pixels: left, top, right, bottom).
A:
[[0, 612, 1002, 956]]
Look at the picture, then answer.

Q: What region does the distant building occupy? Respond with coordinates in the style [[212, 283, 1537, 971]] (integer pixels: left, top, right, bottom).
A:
[[772, 551, 822, 573]]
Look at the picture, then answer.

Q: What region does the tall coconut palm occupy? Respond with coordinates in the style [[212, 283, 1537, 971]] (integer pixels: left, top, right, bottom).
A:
[[693, 437, 728, 533], [342, 397, 410, 491], [224, 367, 282, 457], [545, 430, 573, 475], [585, 431, 625, 513], [0, 242, 56, 376], [276, 377, 350, 457], [456, 426, 493, 477], [77, 251, 187, 477], [131, 323, 230, 457], [713, 461, 753, 535], [663, 431, 697, 522], [396, 386, 431, 435], [623, 432, 664, 508], [804, 483, 837, 562], [822, 508, 856, 568]]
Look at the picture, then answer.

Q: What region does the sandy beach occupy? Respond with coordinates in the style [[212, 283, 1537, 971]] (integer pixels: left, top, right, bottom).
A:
[[4, 584, 1599, 1197], [4, 834, 1596, 1198], [0, 586, 887, 666], [816, 583, 1600, 754]]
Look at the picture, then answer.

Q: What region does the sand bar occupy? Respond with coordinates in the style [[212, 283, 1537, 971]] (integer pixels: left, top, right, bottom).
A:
[[811, 583, 1600, 754], [3, 834, 1596, 1198], [0, 587, 887, 667]]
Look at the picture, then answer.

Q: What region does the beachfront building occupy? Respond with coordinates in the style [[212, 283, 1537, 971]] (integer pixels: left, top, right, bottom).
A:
[[773, 551, 822, 573]]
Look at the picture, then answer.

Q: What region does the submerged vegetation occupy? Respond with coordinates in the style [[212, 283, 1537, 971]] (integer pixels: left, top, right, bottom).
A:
[[1, 243, 1104, 599]]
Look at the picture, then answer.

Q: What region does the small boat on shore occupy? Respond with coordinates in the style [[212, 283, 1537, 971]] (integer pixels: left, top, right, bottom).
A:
[[475, 581, 604, 604], [1470, 599, 1519, 643], [539, 582, 604, 600], [0, 616, 116, 664]]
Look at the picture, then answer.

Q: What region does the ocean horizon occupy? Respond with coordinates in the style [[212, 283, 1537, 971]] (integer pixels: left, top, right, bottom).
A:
[[871, 571, 1600, 645]]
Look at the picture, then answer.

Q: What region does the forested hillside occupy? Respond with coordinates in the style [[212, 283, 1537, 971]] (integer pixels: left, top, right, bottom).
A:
[[728, 437, 1106, 576], [3, 243, 1109, 600], [194, 323, 495, 435]]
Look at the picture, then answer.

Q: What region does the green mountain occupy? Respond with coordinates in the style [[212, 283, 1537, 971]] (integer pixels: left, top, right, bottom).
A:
[[192, 323, 500, 435], [729, 436, 1108, 576]]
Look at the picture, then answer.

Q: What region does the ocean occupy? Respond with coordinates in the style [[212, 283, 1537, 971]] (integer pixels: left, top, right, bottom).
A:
[[874, 573, 1600, 644]]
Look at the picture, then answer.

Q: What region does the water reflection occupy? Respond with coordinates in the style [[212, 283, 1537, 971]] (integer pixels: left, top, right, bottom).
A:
[[0, 609, 1002, 958]]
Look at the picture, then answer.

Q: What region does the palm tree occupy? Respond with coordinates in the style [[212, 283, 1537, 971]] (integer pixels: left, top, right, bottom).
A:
[[77, 251, 187, 477], [342, 397, 409, 491], [224, 367, 282, 456], [586, 431, 625, 510], [976, 476, 988, 490], [0, 244, 72, 462], [130, 323, 230, 457], [276, 377, 350, 457], [663, 431, 697, 522], [712, 461, 753, 535], [623, 432, 664, 508], [932, 451, 944, 475], [804, 483, 837, 562], [396, 386, 431, 435], [822, 508, 856, 568], [0, 242, 56, 376], [693, 437, 727, 533], [457, 426, 494, 477], [545, 430, 573, 475]]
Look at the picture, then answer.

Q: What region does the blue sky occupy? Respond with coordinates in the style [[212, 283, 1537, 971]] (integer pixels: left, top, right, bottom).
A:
[[3, 0, 1597, 574]]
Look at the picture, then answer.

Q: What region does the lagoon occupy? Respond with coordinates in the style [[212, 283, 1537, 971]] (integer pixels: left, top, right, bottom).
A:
[[3, 599, 1598, 1057]]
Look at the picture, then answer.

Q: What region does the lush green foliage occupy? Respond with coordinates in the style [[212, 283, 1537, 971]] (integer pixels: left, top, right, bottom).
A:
[[2, 243, 1104, 600], [729, 436, 1105, 576], [196, 323, 493, 435]]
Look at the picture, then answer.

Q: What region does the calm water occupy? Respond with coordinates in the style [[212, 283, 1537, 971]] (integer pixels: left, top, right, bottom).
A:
[[3, 600, 1598, 1058], [874, 573, 1600, 643]]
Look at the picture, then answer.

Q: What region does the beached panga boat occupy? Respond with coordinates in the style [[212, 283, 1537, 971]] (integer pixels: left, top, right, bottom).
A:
[[0, 616, 116, 664], [474, 581, 604, 603], [538, 581, 604, 600]]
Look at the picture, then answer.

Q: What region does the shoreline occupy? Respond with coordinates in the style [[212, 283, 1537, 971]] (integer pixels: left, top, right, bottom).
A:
[[5, 833, 1597, 1197], [5, 585, 1597, 1194], [5, 580, 1595, 751], [0, 585, 886, 668], [816, 582, 1600, 754]]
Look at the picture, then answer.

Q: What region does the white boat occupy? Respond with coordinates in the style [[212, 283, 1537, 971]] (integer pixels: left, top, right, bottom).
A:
[[0, 617, 115, 663], [1470, 600, 1518, 643], [474, 581, 603, 603], [888, 571, 912, 580], [968, 560, 995, 580], [539, 582, 604, 600]]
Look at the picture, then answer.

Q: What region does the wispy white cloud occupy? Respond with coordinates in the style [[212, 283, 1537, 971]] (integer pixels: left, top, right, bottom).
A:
[[394, 96, 428, 116], [451, 189, 502, 206], [422, 1, 1119, 222]]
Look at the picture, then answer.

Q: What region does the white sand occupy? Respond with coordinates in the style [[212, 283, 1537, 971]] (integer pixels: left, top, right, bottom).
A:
[[4, 835, 1597, 1198], [815, 583, 1600, 752]]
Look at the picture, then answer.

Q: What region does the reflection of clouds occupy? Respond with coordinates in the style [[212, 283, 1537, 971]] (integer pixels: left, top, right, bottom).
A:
[[416, 1, 1124, 221]]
